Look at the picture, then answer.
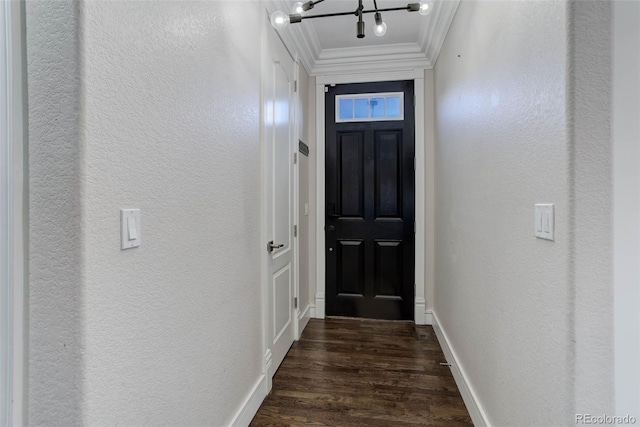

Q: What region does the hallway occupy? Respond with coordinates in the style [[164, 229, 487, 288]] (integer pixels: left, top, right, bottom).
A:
[[250, 318, 472, 426]]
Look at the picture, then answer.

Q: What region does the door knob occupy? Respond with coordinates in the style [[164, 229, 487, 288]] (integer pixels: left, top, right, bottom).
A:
[[328, 225, 335, 232], [267, 240, 284, 253]]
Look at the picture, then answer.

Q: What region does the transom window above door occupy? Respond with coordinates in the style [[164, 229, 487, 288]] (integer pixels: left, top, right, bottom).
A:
[[336, 92, 404, 122]]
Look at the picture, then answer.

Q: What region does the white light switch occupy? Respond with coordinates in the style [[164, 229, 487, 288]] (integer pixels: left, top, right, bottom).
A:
[[534, 204, 554, 241], [121, 209, 141, 249]]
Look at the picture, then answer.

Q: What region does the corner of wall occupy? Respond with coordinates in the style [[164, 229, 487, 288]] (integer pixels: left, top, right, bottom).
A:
[[567, 0, 614, 416]]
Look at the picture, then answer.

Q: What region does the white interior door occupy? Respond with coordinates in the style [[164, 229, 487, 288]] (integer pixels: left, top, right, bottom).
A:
[[264, 24, 296, 379]]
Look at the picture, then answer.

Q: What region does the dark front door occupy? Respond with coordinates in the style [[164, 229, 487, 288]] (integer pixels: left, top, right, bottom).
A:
[[325, 80, 415, 320]]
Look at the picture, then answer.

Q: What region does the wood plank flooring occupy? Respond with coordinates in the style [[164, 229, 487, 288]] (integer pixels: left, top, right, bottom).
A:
[[250, 318, 473, 426]]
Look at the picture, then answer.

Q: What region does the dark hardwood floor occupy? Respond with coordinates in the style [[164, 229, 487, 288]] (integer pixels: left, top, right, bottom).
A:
[[250, 318, 473, 426]]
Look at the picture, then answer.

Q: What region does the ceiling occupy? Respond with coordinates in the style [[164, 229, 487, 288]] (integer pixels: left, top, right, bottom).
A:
[[266, 0, 460, 75]]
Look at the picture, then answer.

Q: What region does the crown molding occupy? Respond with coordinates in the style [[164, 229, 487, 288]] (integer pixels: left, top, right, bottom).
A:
[[264, 0, 320, 75], [419, 0, 460, 66], [263, 0, 459, 76], [311, 43, 431, 76]]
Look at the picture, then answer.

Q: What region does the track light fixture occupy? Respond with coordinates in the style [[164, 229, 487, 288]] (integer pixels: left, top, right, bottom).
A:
[[270, 0, 433, 39]]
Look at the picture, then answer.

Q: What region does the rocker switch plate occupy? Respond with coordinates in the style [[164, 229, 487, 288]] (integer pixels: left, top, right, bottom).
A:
[[121, 209, 141, 249], [534, 204, 554, 241]]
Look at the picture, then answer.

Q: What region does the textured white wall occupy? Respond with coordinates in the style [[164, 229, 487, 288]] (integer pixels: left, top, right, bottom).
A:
[[435, 0, 614, 424], [569, 0, 614, 415], [26, 1, 84, 424], [434, 1, 572, 425], [27, 1, 264, 425]]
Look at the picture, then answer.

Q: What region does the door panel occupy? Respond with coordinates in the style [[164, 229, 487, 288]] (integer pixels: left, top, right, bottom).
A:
[[273, 264, 292, 340], [264, 24, 295, 378], [337, 240, 365, 296], [374, 240, 403, 297], [375, 131, 402, 218], [325, 81, 415, 320], [338, 132, 364, 218]]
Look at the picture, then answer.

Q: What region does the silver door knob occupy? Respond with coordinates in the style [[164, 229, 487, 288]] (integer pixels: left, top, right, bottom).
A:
[[329, 247, 333, 252], [267, 240, 284, 253]]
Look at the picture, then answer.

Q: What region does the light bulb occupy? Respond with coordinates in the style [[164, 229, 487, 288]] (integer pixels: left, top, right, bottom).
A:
[[270, 11, 290, 30], [419, 0, 433, 16], [292, 2, 304, 15], [374, 21, 387, 36], [374, 12, 387, 36]]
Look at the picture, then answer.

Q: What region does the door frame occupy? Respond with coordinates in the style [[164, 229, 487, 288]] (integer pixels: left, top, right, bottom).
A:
[[314, 69, 429, 325], [260, 15, 301, 392], [1, 1, 26, 424]]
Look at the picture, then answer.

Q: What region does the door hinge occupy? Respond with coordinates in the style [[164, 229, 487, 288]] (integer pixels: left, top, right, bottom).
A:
[[294, 224, 298, 237], [294, 297, 298, 309], [293, 152, 297, 164], [324, 86, 329, 93], [414, 157, 416, 170], [414, 222, 417, 233], [414, 95, 416, 107], [294, 80, 297, 92]]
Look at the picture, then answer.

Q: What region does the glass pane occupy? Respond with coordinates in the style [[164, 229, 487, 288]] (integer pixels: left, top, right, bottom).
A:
[[385, 96, 401, 118], [354, 98, 369, 118], [339, 99, 353, 120], [370, 97, 385, 117]]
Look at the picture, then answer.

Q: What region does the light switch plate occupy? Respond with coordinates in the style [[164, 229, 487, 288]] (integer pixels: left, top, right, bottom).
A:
[[534, 204, 554, 241], [121, 208, 141, 249]]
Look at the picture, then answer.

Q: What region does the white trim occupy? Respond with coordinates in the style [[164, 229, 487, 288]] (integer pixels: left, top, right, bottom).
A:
[[314, 69, 426, 322], [424, 309, 433, 325], [414, 297, 426, 325], [432, 311, 491, 427], [309, 303, 316, 318], [418, 0, 460, 65], [414, 70, 426, 324], [264, 0, 319, 75], [1, 2, 25, 425], [227, 375, 269, 427], [312, 44, 431, 76], [298, 303, 311, 337], [293, 57, 301, 341], [259, 12, 271, 395], [265, 0, 459, 76]]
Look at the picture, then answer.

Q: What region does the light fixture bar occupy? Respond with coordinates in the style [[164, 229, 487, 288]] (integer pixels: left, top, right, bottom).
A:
[[271, 1, 431, 39], [292, 3, 420, 21]]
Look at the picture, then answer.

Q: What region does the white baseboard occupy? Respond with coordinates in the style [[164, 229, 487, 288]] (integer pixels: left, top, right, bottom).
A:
[[309, 304, 316, 318], [415, 297, 427, 325], [425, 309, 433, 325], [314, 293, 325, 318], [298, 304, 311, 337], [432, 311, 491, 427], [228, 374, 268, 427]]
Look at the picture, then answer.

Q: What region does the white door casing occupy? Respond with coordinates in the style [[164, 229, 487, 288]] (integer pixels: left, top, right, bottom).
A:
[[1, 1, 25, 425], [263, 23, 297, 381], [314, 69, 428, 324]]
